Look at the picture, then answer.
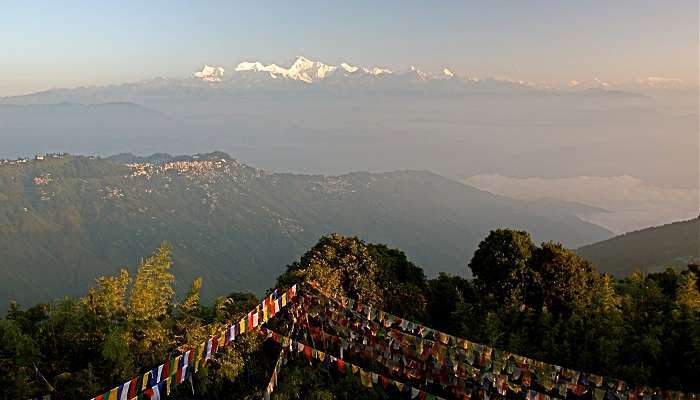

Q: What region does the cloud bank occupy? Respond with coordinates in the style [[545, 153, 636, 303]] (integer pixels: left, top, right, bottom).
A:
[[462, 175, 699, 234]]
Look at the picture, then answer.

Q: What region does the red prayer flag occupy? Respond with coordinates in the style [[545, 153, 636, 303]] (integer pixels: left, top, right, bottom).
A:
[[380, 376, 390, 388], [161, 359, 169, 379], [211, 335, 218, 354], [128, 377, 138, 398]]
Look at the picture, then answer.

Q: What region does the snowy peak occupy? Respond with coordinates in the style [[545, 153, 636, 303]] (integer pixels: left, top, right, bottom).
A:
[[193, 65, 225, 82], [340, 62, 359, 73], [364, 66, 392, 76], [288, 56, 338, 82], [408, 65, 435, 81]]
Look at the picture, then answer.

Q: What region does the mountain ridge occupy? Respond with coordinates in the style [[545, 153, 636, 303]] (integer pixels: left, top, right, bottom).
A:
[[0, 152, 612, 310], [576, 217, 700, 276]]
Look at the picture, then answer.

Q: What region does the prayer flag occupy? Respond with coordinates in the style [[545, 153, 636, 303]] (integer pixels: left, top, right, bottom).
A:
[[143, 385, 160, 400], [119, 380, 130, 400], [141, 371, 150, 391], [127, 377, 138, 399], [178, 351, 190, 383], [412, 387, 421, 399], [161, 359, 169, 381], [218, 332, 225, 349], [205, 337, 213, 361], [360, 370, 373, 388]]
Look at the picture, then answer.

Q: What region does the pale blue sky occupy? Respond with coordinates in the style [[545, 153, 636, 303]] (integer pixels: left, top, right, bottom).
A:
[[1, 0, 697, 95]]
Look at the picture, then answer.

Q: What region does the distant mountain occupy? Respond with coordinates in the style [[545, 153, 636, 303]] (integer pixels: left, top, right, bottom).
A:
[[0, 152, 611, 309], [2, 56, 652, 103], [576, 218, 700, 276]]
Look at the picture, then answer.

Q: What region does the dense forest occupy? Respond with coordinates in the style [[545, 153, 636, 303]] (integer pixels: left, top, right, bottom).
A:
[[2, 229, 698, 400]]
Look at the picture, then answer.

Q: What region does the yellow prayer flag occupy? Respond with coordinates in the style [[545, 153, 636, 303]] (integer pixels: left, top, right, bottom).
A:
[[360, 370, 373, 388], [164, 377, 171, 395], [196, 341, 206, 372], [173, 355, 181, 373], [218, 333, 225, 349], [141, 371, 150, 390]]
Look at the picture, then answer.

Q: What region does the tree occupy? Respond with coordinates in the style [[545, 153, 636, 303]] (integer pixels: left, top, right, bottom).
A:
[[278, 234, 384, 305], [368, 244, 428, 320], [468, 229, 536, 307], [530, 242, 596, 315], [127, 242, 175, 321], [0, 319, 39, 399], [83, 269, 130, 322], [426, 273, 474, 331]]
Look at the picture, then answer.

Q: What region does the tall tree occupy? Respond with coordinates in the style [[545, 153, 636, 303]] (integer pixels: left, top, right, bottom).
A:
[[530, 242, 596, 315], [127, 242, 175, 321], [468, 229, 536, 307], [278, 234, 384, 305]]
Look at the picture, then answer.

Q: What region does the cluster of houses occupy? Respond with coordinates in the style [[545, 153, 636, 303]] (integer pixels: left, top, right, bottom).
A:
[[0, 153, 68, 165]]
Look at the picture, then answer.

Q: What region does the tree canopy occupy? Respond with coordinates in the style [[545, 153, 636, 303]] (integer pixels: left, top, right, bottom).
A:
[[1, 230, 698, 399]]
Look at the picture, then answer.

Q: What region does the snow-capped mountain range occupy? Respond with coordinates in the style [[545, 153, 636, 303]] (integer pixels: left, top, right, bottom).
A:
[[192, 56, 450, 84], [187, 56, 687, 92], [0, 55, 687, 111]]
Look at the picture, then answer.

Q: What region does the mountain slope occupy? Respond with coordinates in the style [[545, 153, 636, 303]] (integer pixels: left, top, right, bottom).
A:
[[0, 153, 611, 308], [576, 217, 700, 276]]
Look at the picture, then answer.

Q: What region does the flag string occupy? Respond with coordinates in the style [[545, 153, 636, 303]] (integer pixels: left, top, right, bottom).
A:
[[303, 282, 698, 400], [261, 327, 449, 400], [85, 284, 298, 400]]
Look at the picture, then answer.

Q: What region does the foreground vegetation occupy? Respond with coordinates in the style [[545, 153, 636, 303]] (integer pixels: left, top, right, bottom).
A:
[[2, 230, 698, 399]]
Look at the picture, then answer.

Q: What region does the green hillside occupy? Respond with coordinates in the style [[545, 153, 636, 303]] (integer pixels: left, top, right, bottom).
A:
[[0, 152, 611, 308], [576, 217, 700, 276]]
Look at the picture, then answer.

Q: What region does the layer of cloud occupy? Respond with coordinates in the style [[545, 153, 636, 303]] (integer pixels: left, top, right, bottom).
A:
[[638, 76, 684, 89], [462, 175, 699, 234]]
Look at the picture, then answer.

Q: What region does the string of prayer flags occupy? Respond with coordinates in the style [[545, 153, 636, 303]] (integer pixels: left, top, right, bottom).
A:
[[263, 346, 288, 400], [302, 282, 697, 400], [87, 284, 297, 400], [262, 328, 448, 400]]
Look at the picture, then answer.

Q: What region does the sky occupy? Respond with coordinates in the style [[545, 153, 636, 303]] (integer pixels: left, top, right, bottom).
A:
[[0, 0, 698, 96]]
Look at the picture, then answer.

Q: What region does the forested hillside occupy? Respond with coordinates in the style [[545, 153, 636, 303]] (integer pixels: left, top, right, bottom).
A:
[[0, 153, 610, 308], [577, 218, 699, 276], [2, 231, 698, 399]]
